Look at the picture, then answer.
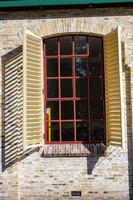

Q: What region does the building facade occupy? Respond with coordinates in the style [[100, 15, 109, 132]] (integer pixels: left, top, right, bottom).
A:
[[0, 1, 133, 199]]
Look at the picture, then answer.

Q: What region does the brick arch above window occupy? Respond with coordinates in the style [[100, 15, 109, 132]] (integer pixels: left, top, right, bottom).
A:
[[26, 18, 128, 42]]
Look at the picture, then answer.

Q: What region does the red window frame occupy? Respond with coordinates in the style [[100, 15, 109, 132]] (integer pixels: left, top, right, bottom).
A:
[[43, 35, 106, 144]]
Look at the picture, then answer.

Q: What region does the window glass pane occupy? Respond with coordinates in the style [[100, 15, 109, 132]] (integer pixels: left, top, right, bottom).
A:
[[47, 80, 58, 98], [75, 58, 88, 77], [76, 78, 88, 98], [46, 101, 59, 120], [90, 100, 103, 119], [75, 36, 87, 54], [47, 59, 58, 77], [90, 78, 102, 97], [61, 79, 73, 97], [47, 122, 60, 142], [60, 36, 72, 55], [89, 58, 102, 76], [91, 121, 104, 142], [62, 122, 74, 141], [45, 38, 58, 55], [76, 122, 89, 141], [89, 36, 103, 57], [76, 100, 88, 119], [45, 35, 105, 144], [61, 101, 74, 119], [60, 58, 72, 77]]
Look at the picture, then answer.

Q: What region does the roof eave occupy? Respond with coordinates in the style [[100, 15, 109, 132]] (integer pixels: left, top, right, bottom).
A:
[[0, 2, 133, 11]]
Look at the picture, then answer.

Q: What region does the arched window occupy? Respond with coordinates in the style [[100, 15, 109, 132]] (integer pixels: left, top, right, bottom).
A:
[[43, 35, 105, 143], [23, 27, 125, 150]]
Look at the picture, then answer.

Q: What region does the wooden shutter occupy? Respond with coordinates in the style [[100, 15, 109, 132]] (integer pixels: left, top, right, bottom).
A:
[[23, 28, 43, 150], [104, 26, 125, 148]]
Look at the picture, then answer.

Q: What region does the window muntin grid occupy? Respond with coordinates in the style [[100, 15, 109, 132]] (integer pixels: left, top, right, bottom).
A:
[[44, 35, 105, 144]]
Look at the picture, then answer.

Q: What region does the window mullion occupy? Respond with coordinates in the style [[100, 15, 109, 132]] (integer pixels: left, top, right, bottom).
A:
[[88, 36, 91, 142], [58, 38, 62, 143], [72, 36, 76, 142]]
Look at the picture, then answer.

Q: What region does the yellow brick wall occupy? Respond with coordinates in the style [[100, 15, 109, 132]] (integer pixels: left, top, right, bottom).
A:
[[0, 7, 133, 199]]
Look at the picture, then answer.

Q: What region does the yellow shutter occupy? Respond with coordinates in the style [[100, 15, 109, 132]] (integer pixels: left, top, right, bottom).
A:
[[104, 26, 125, 148], [23, 28, 43, 150]]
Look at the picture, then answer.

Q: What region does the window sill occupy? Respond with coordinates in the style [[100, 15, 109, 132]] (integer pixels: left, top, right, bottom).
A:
[[41, 143, 107, 157]]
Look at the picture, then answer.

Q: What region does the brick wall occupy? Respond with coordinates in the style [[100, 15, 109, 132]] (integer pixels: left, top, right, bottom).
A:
[[0, 7, 133, 199]]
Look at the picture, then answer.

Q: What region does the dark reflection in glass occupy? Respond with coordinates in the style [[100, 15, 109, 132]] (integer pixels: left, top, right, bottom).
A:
[[75, 36, 87, 54], [90, 78, 102, 97], [89, 36, 103, 57], [75, 58, 88, 77], [48, 122, 59, 141], [45, 38, 58, 55], [46, 101, 59, 120], [76, 122, 89, 141], [91, 121, 104, 142], [47, 59, 58, 77], [90, 100, 103, 119], [89, 59, 102, 76], [62, 122, 74, 141], [47, 80, 58, 98], [60, 58, 72, 77], [61, 101, 74, 119], [76, 79, 88, 97], [61, 79, 73, 97], [60, 36, 72, 55], [76, 100, 88, 119]]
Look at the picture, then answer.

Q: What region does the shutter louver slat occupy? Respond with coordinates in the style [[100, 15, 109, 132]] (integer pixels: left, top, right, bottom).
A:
[[104, 26, 125, 148], [23, 28, 43, 150]]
